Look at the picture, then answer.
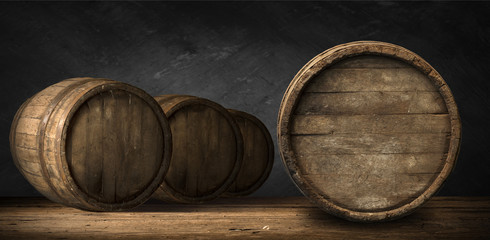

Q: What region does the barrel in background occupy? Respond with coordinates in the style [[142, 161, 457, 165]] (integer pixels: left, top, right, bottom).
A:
[[10, 78, 172, 211], [223, 109, 274, 197], [278, 41, 461, 222], [153, 95, 243, 203]]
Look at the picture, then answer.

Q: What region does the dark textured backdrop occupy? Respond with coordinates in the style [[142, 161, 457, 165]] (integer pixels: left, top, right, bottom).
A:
[[1, 1, 489, 197]]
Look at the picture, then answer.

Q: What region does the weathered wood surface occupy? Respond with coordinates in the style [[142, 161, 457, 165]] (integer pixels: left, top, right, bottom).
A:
[[153, 95, 243, 203], [291, 114, 450, 134], [224, 109, 274, 197], [291, 133, 450, 154], [295, 91, 447, 114], [278, 41, 462, 221], [9, 78, 172, 211], [0, 197, 488, 240]]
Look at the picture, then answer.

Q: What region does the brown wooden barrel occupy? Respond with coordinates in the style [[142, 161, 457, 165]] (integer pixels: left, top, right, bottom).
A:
[[9, 77, 172, 211], [152, 95, 243, 203], [223, 109, 274, 197], [278, 41, 461, 222]]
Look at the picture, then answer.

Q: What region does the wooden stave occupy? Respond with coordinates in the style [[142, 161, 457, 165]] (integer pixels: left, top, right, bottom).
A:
[[10, 78, 172, 211], [277, 41, 462, 222], [222, 109, 274, 197], [153, 95, 244, 203]]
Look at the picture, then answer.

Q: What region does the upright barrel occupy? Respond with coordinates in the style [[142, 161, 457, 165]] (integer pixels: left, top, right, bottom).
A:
[[153, 95, 243, 203], [278, 41, 461, 222], [223, 109, 274, 197], [10, 78, 172, 211]]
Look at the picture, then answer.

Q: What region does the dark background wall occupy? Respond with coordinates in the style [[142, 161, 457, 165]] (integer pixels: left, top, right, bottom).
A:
[[1, 1, 489, 197]]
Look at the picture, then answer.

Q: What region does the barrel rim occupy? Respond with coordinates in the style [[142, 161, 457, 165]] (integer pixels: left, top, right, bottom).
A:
[[277, 41, 462, 222], [34, 77, 96, 207], [57, 79, 172, 211], [154, 95, 244, 203], [222, 109, 274, 197]]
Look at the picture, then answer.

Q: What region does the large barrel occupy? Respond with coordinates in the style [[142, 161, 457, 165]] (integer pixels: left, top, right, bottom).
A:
[[223, 109, 274, 197], [153, 95, 243, 203], [278, 41, 461, 222], [10, 78, 172, 211]]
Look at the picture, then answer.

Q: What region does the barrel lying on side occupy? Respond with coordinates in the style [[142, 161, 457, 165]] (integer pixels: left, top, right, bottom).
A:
[[223, 109, 274, 197], [10, 78, 172, 211], [153, 95, 243, 203], [278, 41, 461, 222]]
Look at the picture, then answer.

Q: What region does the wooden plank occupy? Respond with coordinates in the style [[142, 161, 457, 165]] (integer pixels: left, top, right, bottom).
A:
[[0, 197, 489, 240], [205, 107, 236, 194], [295, 92, 448, 115], [291, 114, 450, 134], [14, 132, 37, 149], [291, 133, 449, 155], [186, 105, 203, 196], [305, 68, 437, 92], [16, 160, 43, 177], [5, 196, 485, 210], [102, 91, 119, 203], [123, 93, 145, 198], [85, 94, 104, 201], [164, 107, 189, 195], [330, 55, 411, 69], [297, 153, 445, 175], [305, 173, 437, 211], [19, 105, 46, 119], [196, 106, 214, 195], [65, 100, 89, 195], [14, 147, 38, 162], [135, 94, 163, 198], [15, 117, 41, 135], [228, 116, 246, 193], [27, 92, 55, 106], [191, 105, 235, 196], [114, 92, 130, 201]]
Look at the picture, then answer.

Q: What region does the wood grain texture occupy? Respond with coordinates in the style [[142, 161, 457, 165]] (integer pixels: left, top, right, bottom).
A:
[[304, 56, 437, 92], [153, 95, 243, 203], [295, 92, 447, 115], [291, 114, 450, 134], [0, 197, 489, 240], [9, 78, 172, 211], [278, 41, 462, 222], [223, 109, 274, 197], [291, 133, 450, 155]]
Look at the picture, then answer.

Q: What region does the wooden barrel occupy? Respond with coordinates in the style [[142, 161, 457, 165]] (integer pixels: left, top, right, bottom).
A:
[[152, 95, 243, 203], [278, 41, 461, 222], [223, 109, 274, 197], [10, 77, 172, 211]]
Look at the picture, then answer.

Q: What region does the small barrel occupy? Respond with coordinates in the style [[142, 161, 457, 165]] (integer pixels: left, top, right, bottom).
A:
[[153, 95, 243, 203], [278, 41, 461, 222], [223, 109, 274, 197], [10, 78, 172, 211]]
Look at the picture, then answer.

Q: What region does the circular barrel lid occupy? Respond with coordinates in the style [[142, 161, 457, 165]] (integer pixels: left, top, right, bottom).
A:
[[278, 41, 461, 222]]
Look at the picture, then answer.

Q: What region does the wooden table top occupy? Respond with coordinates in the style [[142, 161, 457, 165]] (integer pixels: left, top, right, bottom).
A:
[[0, 196, 489, 239]]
